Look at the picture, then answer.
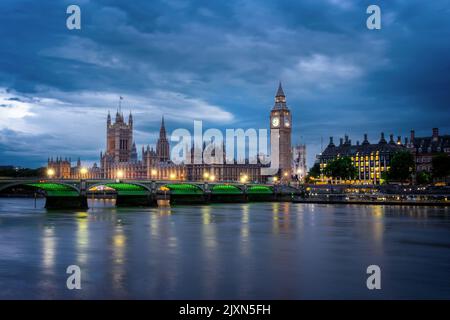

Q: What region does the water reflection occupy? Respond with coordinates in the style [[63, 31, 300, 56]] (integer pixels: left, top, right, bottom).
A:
[[201, 205, 218, 297], [1, 198, 450, 299], [76, 212, 89, 266], [272, 202, 280, 235], [272, 202, 292, 234], [41, 226, 56, 273], [371, 206, 384, 254], [112, 221, 126, 294]]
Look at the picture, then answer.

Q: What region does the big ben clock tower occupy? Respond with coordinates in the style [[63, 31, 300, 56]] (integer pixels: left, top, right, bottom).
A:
[[270, 82, 292, 180]]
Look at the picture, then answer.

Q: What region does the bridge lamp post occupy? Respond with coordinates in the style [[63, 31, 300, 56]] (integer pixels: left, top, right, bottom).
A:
[[116, 170, 124, 182], [47, 168, 55, 179], [151, 169, 157, 179], [209, 175, 216, 182], [169, 173, 176, 180], [240, 174, 248, 184], [203, 172, 209, 181], [80, 167, 88, 179]]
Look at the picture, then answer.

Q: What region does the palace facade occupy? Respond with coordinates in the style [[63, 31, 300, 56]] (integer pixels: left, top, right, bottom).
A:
[[318, 133, 406, 184], [407, 128, 450, 174], [47, 83, 295, 182]]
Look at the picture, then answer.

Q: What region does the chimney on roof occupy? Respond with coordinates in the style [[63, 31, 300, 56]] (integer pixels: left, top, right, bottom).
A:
[[389, 134, 395, 144], [329, 137, 335, 147], [379, 132, 387, 144], [362, 133, 369, 145], [432, 128, 439, 141]]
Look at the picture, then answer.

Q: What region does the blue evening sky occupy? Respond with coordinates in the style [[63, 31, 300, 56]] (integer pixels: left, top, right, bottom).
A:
[[1, 0, 449, 168]]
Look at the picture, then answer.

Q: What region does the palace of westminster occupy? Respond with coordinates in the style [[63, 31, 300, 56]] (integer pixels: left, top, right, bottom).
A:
[[48, 84, 307, 183]]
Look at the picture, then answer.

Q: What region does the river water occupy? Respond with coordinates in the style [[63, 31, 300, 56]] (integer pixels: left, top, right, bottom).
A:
[[0, 198, 449, 299]]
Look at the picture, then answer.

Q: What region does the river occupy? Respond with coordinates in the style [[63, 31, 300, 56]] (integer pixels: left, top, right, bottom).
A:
[[0, 198, 449, 299]]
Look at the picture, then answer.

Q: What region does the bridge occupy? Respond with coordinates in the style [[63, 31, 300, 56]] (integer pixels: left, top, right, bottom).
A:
[[0, 179, 302, 209]]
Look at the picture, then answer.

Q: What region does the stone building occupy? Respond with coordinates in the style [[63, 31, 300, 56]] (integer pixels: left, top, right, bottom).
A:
[[100, 111, 185, 180], [48, 84, 294, 182], [269, 82, 292, 181], [47, 157, 101, 179], [292, 144, 307, 182], [318, 133, 406, 184], [407, 128, 450, 174]]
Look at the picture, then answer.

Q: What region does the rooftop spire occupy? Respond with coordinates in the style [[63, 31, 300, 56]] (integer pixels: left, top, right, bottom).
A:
[[159, 115, 166, 138], [273, 81, 287, 108], [276, 81, 285, 97], [119, 96, 123, 113]]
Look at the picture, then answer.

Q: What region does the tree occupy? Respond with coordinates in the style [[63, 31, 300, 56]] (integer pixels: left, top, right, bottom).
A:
[[387, 151, 414, 182], [323, 157, 357, 180], [308, 163, 321, 178], [0, 167, 45, 178], [416, 171, 431, 185], [432, 153, 450, 179]]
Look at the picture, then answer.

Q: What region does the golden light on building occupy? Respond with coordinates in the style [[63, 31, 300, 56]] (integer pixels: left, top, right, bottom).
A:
[[283, 171, 288, 177], [80, 167, 88, 175], [169, 172, 176, 180], [209, 175, 216, 182], [240, 174, 248, 183], [273, 176, 278, 182], [203, 172, 210, 179], [151, 169, 157, 176], [47, 168, 55, 178], [116, 170, 124, 179]]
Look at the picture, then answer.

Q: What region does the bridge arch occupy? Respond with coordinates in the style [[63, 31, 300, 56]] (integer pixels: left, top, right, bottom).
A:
[[88, 182, 151, 195], [160, 183, 204, 195], [246, 185, 274, 194], [0, 181, 81, 196], [210, 184, 244, 195]]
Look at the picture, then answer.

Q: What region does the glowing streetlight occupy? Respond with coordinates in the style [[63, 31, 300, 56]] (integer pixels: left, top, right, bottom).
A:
[[209, 175, 216, 182], [170, 173, 176, 180], [273, 176, 278, 183], [80, 167, 88, 176], [283, 172, 288, 177], [151, 169, 157, 176], [203, 172, 210, 180], [47, 168, 55, 178], [116, 170, 124, 179], [240, 174, 248, 184]]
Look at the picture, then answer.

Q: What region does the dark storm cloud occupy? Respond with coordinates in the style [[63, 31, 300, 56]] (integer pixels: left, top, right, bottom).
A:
[[0, 0, 449, 167]]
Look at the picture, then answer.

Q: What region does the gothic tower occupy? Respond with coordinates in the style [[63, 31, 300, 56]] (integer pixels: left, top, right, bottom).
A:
[[156, 116, 170, 162], [270, 82, 292, 179], [106, 110, 134, 163]]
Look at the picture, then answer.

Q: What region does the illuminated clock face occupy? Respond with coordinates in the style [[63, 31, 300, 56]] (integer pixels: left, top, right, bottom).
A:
[[272, 117, 280, 127], [284, 118, 290, 127]]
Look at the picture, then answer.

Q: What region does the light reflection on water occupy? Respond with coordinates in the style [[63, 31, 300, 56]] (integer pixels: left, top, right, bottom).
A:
[[0, 198, 449, 299]]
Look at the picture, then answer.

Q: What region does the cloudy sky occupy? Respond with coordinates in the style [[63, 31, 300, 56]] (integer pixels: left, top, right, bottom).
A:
[[1, 0, 449, 168]]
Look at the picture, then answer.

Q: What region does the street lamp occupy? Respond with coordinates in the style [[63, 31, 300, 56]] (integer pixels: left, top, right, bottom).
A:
[[151, 169, 157, 176], [240, 174, 248, 184], [203, 172, 210, 180], [170, 172, 176, 180], [80, 167, 88, 176], [116, 170, 124, 180], [209, 175, 216, 182], [47, 168, 55, 179]]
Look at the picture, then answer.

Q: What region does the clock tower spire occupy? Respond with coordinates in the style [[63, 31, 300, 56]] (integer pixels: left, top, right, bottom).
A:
[[270, 82, 292, 180]]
